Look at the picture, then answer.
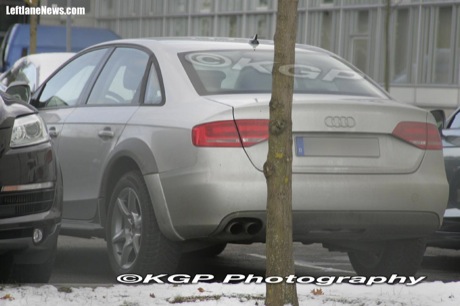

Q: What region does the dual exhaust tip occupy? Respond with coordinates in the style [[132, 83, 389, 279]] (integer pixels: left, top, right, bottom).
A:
[[225, 219, 263, 236]]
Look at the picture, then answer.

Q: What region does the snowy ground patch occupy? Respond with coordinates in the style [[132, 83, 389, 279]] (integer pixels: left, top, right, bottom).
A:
[[0, 282, 459, 306]]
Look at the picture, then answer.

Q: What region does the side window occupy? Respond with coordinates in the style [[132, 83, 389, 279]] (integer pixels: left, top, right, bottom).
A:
[[144, 63, 164, 105], [87, 48, 149, 105], [448, 112, 460, 129], [37, 49, 106, 108]]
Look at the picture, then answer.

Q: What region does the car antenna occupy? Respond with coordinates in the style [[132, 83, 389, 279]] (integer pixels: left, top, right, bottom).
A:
[[249, 34, 259, 51]]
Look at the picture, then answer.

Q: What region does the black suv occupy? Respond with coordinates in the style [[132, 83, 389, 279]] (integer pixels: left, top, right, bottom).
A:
[[0, 91, 62, 283]]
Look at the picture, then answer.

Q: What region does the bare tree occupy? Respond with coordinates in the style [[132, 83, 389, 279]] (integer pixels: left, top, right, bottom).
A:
[[384, 0, 403, 92], [264, 0, 299, 305], [25, 0, 39, 55]]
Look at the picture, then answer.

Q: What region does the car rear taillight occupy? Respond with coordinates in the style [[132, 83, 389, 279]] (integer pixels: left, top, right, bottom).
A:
[[392, 122, 442, 150], [192, 119, 269, 147]]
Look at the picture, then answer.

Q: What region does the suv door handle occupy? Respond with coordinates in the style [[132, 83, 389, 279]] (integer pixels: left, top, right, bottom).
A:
[[48, 126, 58, 138], [98, 127, 114, 139]]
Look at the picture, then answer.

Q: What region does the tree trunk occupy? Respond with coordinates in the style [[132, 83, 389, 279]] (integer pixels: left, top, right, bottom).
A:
[[384, 0, 391, 92], [264, 0, 299, 305], [27, 0, 39, 55]]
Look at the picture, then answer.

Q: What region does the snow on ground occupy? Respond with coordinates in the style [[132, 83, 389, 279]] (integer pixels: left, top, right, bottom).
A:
[[0, 281, 459, 306]]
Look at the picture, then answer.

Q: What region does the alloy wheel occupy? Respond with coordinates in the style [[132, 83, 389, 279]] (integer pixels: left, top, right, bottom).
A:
[[110, 187, 142, 270]]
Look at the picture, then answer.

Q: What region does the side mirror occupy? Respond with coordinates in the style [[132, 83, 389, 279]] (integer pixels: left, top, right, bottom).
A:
[[6, 82, 31, 104], [430, 109, 445, 131]]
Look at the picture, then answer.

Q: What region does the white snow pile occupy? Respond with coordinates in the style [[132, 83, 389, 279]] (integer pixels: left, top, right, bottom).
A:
[[0, 281, 459, 306]]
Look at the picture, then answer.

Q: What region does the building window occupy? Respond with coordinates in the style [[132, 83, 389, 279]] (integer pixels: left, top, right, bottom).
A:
[[355, 10, 368, 34], [420, 5, 455, 85], [97, 0, 115, 17], [433, 6, 453, 84], [456, 7, 460, 85], [392, 8, 410, 84], [352, 38, 368, 72], [168, 18, 187, 36], [168, 0, 188, 14], [142, 18, 163, 37], [218, 15, 240, 37], [247, 0, 272, 10], [219, 0, 244, 12], [192, 17, 213, 36], [144, 0, 164, 16], [320, 11, 333, 51], [349, 10, 369, 73], [258, 0, 269, 9], [247, 14, 272, 39], [192, 0, 213, 13], [296, 12, 306, 43], [120, 0, 139, 17]]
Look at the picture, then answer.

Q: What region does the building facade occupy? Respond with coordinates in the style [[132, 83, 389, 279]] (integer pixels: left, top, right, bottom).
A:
[[40, 0, 460, 110]]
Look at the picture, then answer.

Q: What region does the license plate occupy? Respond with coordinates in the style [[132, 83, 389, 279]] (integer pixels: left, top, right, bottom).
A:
[[295, 136, 380, 157]]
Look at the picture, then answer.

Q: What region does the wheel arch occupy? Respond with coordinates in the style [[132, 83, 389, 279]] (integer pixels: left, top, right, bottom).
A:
[[98, 138, 184, 241], [99, 138, 159, 229]]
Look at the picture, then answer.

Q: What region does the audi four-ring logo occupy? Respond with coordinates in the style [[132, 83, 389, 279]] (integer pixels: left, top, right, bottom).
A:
[[324, 116, 356, 128]]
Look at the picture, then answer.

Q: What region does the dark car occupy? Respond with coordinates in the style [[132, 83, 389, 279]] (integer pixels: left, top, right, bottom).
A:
[[0, 91, 62, 283], [428, 109, 460, 249]]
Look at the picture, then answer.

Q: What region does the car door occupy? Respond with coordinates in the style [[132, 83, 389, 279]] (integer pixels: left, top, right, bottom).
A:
[[32, 48, 109, 149], [31, 48, 110, 216], [56, 47, 150, 220]]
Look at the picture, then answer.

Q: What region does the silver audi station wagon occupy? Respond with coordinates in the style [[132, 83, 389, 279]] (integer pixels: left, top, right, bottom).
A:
[[10, 38, 448, 277]]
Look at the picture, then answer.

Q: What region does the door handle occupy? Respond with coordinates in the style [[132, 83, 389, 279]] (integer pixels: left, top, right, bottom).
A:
[[48, 126, 58, 138], [98, 127, 115, 139]]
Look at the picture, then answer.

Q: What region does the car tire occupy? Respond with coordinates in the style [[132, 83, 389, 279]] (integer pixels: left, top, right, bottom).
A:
[[106, 170, 181, 276], [347, 238, 426, 276]]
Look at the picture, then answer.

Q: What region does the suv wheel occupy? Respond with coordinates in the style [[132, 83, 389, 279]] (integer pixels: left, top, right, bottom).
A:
[[106, 171, 181, 275], [347, 238, 426, 276]]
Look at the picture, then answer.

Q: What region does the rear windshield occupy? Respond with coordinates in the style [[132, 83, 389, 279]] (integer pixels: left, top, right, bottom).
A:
[[179, 50, 387, 98]]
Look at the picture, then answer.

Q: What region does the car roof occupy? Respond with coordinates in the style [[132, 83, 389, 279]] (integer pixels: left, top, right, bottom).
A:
[[91, 37, 331, 55]]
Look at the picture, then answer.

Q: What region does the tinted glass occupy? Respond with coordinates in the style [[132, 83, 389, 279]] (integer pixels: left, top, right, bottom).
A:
[[144, 63, 164, 105], [87, 48, 149, 105], [38, 49, 106, 108], [448, 111, 460, 129], [179, 50, 387, 98]]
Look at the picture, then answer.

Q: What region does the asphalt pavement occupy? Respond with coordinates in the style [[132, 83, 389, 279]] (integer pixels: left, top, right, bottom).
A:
[[49, 236, 460, 285]]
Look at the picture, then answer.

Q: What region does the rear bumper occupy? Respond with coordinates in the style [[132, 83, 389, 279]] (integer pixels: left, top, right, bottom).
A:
[[152, 148, 448, 242], [205, 210, 440, 244]]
